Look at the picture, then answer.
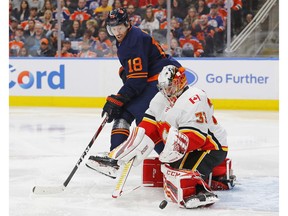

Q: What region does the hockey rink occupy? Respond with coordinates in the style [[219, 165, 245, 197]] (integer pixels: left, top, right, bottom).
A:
[[9, 107, 279, 216]]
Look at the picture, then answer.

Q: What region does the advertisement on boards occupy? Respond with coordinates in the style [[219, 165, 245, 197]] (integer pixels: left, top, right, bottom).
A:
[[9, 58, 278, 101]]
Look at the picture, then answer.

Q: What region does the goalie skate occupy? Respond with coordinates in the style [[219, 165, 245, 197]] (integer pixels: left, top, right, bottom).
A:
[[86, 152, 119, 179], [183, 191, 219, 209], [210, 174, 236, 190]]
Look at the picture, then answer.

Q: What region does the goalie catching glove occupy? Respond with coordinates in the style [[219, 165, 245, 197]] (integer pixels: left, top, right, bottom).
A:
[[109, 127, 155, 166], [159, 126, 189, 163], [102, 94, 130, 123]]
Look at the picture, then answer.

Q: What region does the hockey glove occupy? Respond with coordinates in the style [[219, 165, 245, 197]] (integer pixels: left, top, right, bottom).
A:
[[102, 94, 130, 123]]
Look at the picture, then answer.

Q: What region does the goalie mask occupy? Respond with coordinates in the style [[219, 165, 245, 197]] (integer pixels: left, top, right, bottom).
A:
[[106, 8, 129, 36], [157, 65, 187, 105]]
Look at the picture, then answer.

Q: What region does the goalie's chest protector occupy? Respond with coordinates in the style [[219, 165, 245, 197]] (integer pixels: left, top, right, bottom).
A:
[[151, 88, 207, 143], [151, 94, 188, 143]]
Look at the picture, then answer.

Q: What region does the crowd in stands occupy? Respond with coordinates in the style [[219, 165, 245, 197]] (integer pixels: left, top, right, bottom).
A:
[[9, 0, 260, 58]]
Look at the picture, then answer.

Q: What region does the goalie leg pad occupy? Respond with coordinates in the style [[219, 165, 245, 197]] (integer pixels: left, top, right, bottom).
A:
[[207, 158, 236, 190], [161, 164, 218, 209], [110, 127, 155, 167], [142, 157, 163, 187]]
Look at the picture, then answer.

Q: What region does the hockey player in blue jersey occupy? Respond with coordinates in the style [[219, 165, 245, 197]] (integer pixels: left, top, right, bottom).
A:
[[86, 7, 182, 178]]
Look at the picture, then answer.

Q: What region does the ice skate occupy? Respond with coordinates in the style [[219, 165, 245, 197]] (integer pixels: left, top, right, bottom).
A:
[[86, 152, 119, 179], [210, 174, 236, 190], [183, 191, 219, 209]]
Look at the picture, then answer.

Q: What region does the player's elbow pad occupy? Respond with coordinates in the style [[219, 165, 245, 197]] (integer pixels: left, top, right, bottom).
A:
[[118, 66, 127, 84]]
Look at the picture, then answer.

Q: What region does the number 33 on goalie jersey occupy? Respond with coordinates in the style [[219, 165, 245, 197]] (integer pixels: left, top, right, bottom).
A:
[[138, 86, 228, 153]]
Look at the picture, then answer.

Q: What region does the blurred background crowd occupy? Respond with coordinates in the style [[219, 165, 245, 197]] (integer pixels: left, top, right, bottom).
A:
[[9, 0, 267, 58]]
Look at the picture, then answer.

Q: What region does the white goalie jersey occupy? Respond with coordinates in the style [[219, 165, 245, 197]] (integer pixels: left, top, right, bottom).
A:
[[140, 85, 228, 152]]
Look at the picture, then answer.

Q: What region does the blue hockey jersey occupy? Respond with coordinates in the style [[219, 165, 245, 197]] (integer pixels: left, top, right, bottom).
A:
[[116, 26, 181, 99]]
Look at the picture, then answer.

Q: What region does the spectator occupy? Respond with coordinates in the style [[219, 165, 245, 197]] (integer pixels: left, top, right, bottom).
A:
[[112, 0, 123, 9], [14, 0, 30, 22], [139, 6, 160, 32], [9, 17, 19, 40], [244, 12, 253, 26], [96, 10, 109, 28], [171, 0, 188, 20], [93, 27, 112, 57], [239, 11, 253, 32], [195, 14, 215, 57], [216, 1, 227, 28], [9, 1, 17, 18], [17, 6, 40, 30], [93, 0, 112, 19], [46, 22, 65, 41], [23, 19, 36, 38], [170, 37, 182, 57], [25, 22, 46, 55], [178, 25, 204, 57], [52, 0, 71, 23], [34, 37, 55, 56], [9, 25, 25, 56], [47, 26, 58, 53], [55, 40, 75, 57], [27, 0, 44, 11], [16, 24, 26, 42], [153, 0, 167, 23], [87, 0, 100, 12], [104, 40, 118, 57], [153, 0, 167, 28], [65, 20, 84, 41], [38, 0, 54, 17], [86, 19, 99, 37], [183, 6, 198, 30], [63, 39, 79, 55], [170, 17, 183, 40], [231, 0, 243, 35], [18, 47, 30, 57], [70, 0, 92, 22], [77, 40, 97, 57], [26, 6, 40, 21], [127, 4, 142, 26], [207, 4, 225, 53], [216, 0, 243, 36], [66, 0, 79, 11], [39, 9, 53, 31], [82, 29, 94, 43], [195, 0, 210, 17]]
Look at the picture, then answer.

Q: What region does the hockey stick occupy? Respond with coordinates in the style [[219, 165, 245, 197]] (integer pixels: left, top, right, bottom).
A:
[[32, 114, 109, 195], [112, 157, 135, 198]]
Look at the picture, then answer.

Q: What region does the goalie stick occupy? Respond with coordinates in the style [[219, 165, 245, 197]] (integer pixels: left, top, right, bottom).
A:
[[32, 114, 109, 195], [112, 157, 135, 198]]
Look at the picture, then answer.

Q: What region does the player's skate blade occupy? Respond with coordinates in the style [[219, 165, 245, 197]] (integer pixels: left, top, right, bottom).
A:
[[86, 154, 119, 179], [184, 191, 219, 209]]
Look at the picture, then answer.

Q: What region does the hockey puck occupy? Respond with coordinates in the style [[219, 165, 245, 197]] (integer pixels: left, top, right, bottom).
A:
[[159, 200, 168, 209]]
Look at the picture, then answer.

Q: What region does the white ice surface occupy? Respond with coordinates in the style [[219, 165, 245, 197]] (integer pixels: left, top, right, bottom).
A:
[[10, 107, 279, 216]]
